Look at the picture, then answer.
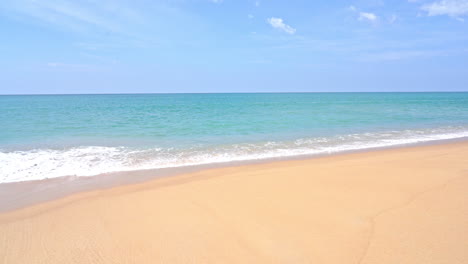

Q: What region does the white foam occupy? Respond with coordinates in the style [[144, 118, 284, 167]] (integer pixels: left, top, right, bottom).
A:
[[1, 128, 468, 183]]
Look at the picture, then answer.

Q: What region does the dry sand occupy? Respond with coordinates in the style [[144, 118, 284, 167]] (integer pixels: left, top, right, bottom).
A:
[[1, 141, 468, 264]]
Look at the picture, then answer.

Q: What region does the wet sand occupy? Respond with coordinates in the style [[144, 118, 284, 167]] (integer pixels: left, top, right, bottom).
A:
[[1, 141, 467, 263]]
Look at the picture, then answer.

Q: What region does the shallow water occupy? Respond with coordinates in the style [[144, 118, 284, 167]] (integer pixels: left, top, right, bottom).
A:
[[1, 92, 468, 183]]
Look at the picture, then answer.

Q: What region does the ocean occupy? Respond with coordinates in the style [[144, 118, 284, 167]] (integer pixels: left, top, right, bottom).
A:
[[1, 92, 467, 183]]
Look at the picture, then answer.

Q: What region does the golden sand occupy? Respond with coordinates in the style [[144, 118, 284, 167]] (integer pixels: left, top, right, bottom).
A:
[[1, 142, 467, 263]]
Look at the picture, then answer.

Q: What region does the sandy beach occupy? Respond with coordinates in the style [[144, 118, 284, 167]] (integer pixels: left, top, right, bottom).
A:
[[1, 141, 467, 264]]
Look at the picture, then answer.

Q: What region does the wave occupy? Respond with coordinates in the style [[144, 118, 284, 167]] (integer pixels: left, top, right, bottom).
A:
[[1, 127, 468, 183]]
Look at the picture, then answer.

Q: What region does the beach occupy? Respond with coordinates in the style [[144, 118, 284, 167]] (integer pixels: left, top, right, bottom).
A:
[[1, 141, 467, 263], [2, 0, 468, 261]]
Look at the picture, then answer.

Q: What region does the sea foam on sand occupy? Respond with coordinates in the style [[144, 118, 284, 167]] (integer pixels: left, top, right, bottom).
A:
[[0, 141, 467, 264]]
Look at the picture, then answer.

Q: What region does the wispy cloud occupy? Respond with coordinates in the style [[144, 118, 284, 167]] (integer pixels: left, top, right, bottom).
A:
[[358, 12, 378, 22], [421, 0, 468, 18], [267, 17, 296, 34], [348, 6, 380, 24], [0, 0, 133, 33], [0, 0, 203, 52]]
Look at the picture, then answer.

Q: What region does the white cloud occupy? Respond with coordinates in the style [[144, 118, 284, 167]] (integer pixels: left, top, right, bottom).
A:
[[255, 1, 260, 7], [211, 0, 223, 3], [267, 17, 296, 34], [248, 14, 254, 19], [349, 7, 379, 23], [358, 12, 378, 21], [421, 0, 468, 17]]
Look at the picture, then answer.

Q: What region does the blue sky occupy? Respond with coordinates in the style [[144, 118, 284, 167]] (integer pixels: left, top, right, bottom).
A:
[[0, 0, 467, 94]]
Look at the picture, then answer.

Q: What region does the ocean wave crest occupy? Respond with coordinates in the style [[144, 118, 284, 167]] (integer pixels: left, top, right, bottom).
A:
[[1, 127, 467, 183]]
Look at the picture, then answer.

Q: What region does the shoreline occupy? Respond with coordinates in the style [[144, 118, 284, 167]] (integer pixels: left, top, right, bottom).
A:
[[1, 139, 467, 263], [3, 129, 468, 184], [1, 137, 467, 213]]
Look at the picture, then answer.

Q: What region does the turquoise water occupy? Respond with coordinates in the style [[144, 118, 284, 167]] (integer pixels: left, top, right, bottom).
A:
[[1, 93, 468, 183]]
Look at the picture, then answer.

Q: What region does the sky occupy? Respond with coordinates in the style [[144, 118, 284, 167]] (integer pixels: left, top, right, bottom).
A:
[[0, 0, 467, 94]]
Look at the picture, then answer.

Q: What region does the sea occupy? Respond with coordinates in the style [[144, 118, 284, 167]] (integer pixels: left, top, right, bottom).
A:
[[1, 92, 468, 183]]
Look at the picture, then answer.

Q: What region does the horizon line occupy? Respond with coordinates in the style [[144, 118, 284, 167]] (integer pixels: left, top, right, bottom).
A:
[[1, 91, 468, 96]]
